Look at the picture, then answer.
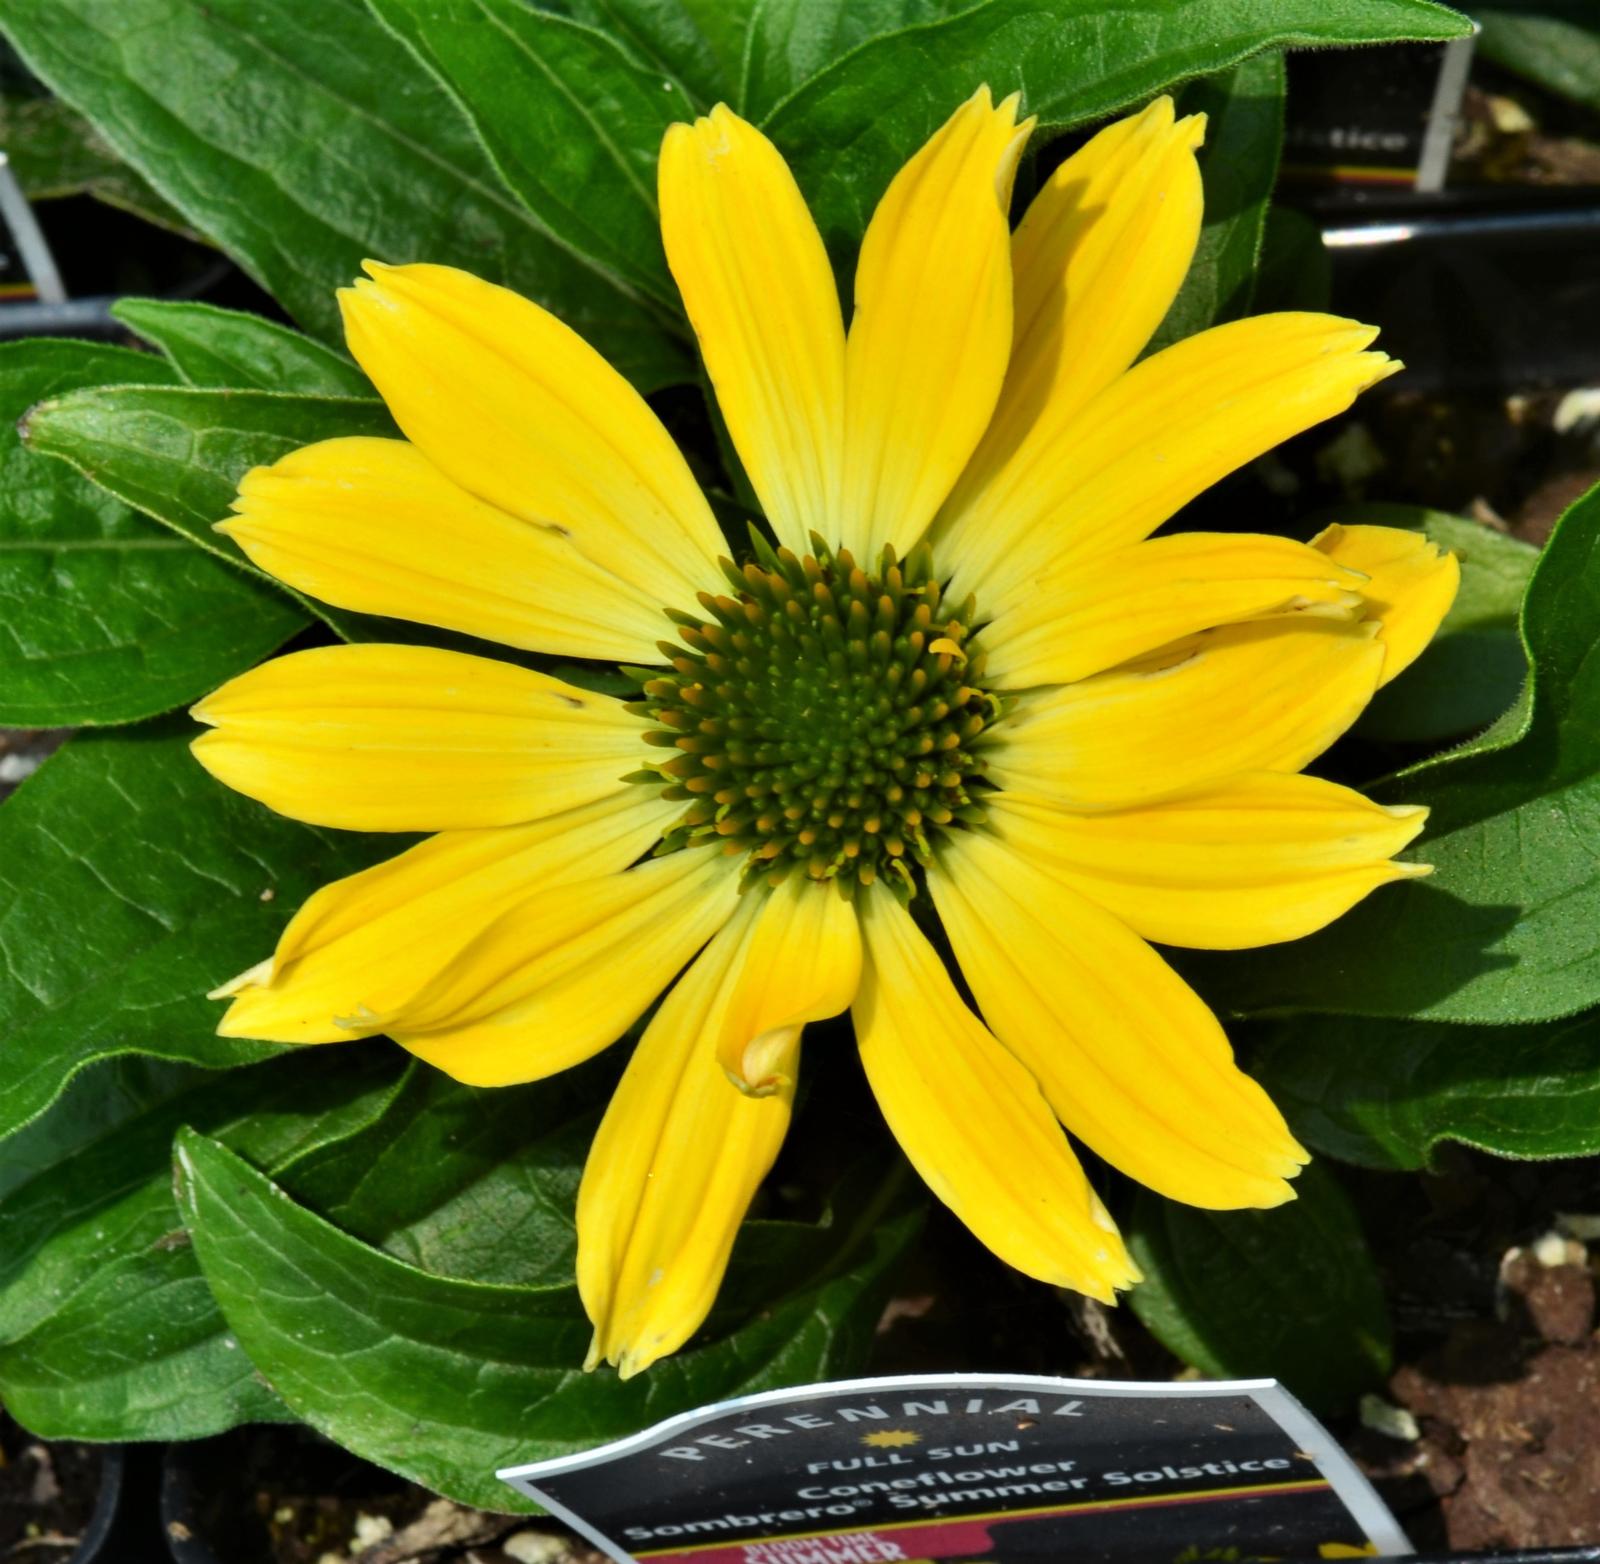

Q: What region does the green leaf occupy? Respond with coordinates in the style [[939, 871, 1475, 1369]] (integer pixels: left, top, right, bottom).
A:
[[0, 717, 400, 1141], [284, 1057, 895, 1317], [0, 1056, 204, 1204], [558, 0, 758, 107], [0, 0, 691, 390], [1126, 1163, 1391, 1413], [1252, 205, 1332, 316], [1475, 2, 1600, 113], [1351, 507, 1539, 744], [19, 380, 582, 653], [0, 340, 308, 727], [0, 89, 192, 232], [0, 1040, 908, 1453], [367, 0, 690, 308], [1146, 50, 1285, 354], [763, 1, 1471, 258], [0, 1050, 403, 1440], [279, 1062, 604, 1287], [112, 299, 372, 397], [177, 1127, 918, 1510], [21, 382, 394, 638], [739, 0, 954, 121], [1251, 1011, 1600, 1170], [1181, 483, 1600, 1026]]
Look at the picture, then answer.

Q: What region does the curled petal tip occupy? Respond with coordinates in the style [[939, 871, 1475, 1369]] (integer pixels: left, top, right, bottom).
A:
[[206, 956, 274, 1001], [1384, 802, 1429, 823], [722, 1060, 791, 1100]]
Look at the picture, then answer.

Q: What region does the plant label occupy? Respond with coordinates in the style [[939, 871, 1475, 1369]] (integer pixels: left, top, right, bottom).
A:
[[498, 1373, 1409, 1563]]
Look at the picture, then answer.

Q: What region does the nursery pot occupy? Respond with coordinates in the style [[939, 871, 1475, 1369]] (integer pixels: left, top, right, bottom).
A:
[[70, 1444, 169, 1564]]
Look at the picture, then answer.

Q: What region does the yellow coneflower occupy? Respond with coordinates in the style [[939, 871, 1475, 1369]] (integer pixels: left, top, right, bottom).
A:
[[191, 88, 1458, 1378]]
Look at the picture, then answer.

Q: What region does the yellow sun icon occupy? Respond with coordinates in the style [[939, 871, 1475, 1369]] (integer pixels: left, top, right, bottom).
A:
[[863, 1429, 922, 1449]]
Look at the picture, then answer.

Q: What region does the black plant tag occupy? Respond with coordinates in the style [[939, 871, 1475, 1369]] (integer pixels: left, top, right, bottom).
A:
[[499, 1374, 1408, 1564], [1280, 37, 1476, 193]]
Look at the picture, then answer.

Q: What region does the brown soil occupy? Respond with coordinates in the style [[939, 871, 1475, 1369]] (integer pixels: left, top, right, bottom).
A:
[[1353, 387, 1600, 549], [164, 1425, 601, 1564], [1335, 1143, 1600, 1552], [0, 1411, 103, 1557], [1454, 82, 1600, 188], [1360, 1256, 1600, 1550]]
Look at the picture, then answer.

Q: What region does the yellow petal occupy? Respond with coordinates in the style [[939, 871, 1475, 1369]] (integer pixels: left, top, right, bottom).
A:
[[715, 873, 860, 1094], [853, 889, 1138, 1299], [214, 789, 677, 1043], [221, 438, 668, 663], [839, 87, 1034, 563], [659, 107, 844, 557], [191, 644, 648, 832], [391, 848, 741, 1085], [339, 262, 725, 617], [579, 892, 795, 1378], [954, 97, 1205, 513], [1313, 523, 1461, 685], [937, 313, 1400, 615], [987, 619, 1384, 809], [982, 531, 1367, 690], [930, 833, 1306, 1209], [987, 774, 1430, 951]]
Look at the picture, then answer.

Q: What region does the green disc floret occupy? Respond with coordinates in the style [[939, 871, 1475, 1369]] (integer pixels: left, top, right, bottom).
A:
[[628, 532, 996, 896]]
